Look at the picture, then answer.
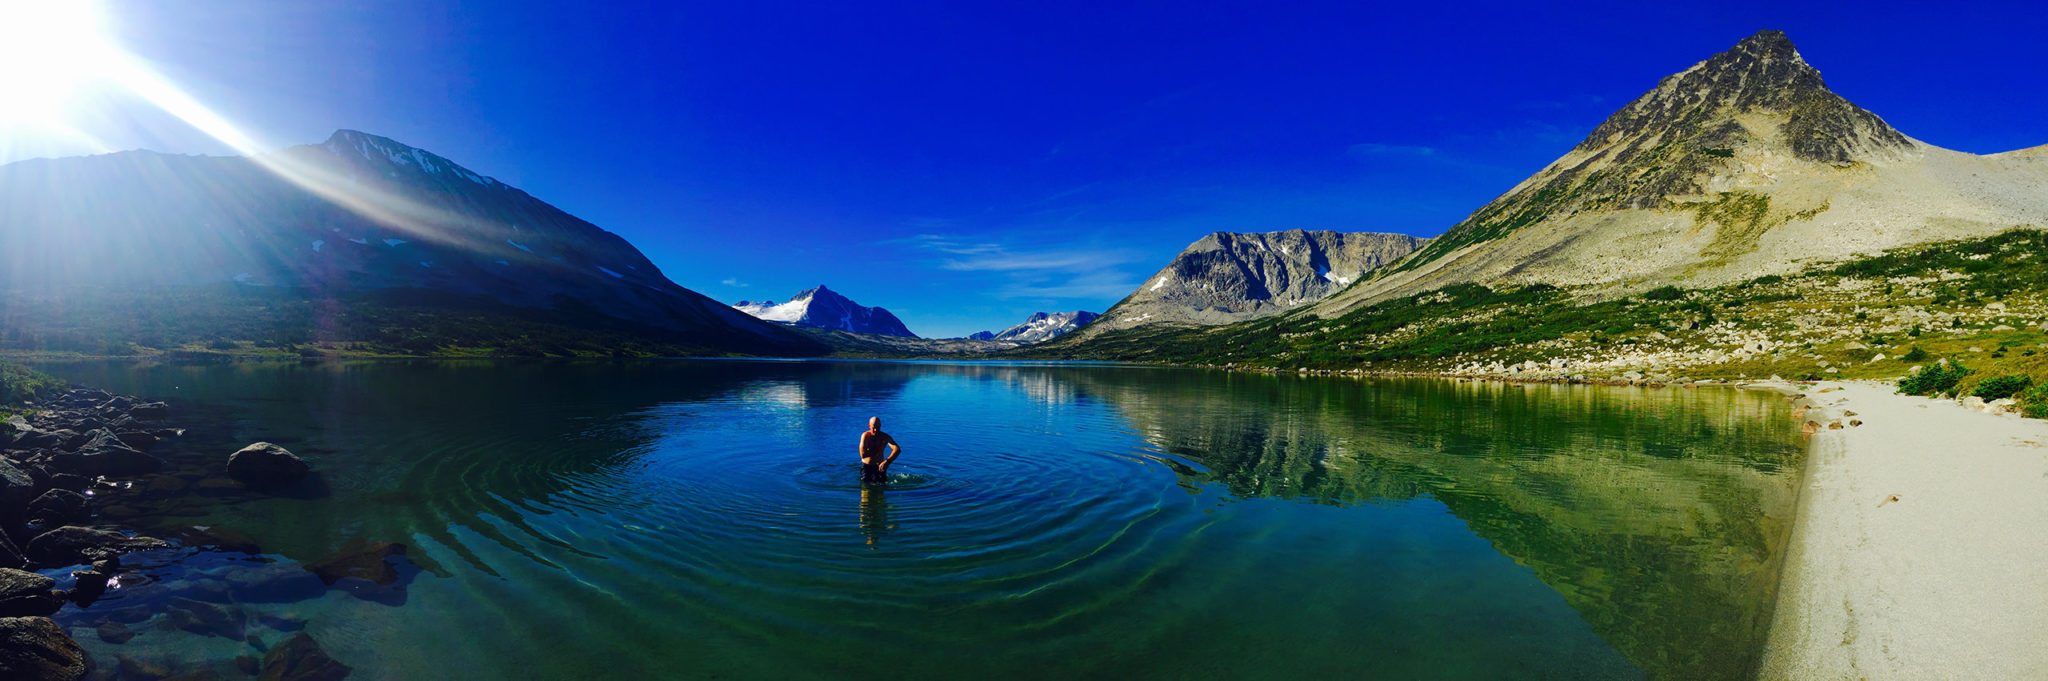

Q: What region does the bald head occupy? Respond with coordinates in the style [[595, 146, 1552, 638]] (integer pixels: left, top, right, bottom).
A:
[[868, 416, 881, 431]]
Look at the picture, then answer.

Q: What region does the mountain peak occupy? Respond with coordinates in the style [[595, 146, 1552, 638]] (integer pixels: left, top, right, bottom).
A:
[[1732, 29, 1796, 58], [990, 310, 1098, 343], [1386, 29, 1916, 276], [732, 285, 916, 337], [318, 129, 502, 187]]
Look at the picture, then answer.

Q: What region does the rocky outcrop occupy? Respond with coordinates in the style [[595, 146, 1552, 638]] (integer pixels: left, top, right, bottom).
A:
[[226, 443, 311, 488], [1084, 230, 1425, 334]]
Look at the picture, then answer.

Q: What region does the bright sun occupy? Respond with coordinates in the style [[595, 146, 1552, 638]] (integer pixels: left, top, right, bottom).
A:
[[0, 0, 117, 128]]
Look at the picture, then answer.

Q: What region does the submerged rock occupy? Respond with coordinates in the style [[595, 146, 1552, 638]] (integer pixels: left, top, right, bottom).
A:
[[260, 632, 353, 681], [226, 443, 311, 488], [0, 616, 86, 680], [24, 526, 168, 566], [166, 597, 247, 640], [306, 541, 407, 586], [0, 568, 60, 617], [95, 620, 135, 644]]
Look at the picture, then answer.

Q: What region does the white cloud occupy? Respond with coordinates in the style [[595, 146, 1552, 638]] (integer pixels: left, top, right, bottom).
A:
[[892, 232, 1145, 304], [720, 277, 748, 288]]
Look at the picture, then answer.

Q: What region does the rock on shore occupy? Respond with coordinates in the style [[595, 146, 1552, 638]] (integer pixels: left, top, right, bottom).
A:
[[0, 616, 86, 679]]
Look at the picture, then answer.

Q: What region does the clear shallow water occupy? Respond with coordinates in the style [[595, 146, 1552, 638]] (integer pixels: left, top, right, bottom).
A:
[[36, 360, 1805, 680]]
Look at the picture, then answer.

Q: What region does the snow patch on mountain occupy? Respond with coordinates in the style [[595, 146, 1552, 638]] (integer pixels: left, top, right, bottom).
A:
[[991, 310, 1099, 343]]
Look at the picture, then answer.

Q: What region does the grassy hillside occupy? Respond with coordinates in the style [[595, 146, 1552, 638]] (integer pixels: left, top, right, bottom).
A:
[[1033, 227, 2048, 406]]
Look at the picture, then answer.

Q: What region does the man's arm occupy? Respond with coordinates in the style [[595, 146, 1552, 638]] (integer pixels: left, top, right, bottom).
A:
[[858, 432, 871, 461], [880, 436, 902, 468]]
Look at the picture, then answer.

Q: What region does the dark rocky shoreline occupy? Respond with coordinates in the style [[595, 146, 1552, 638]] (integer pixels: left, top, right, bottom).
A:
[[1, 385, 365, 680]]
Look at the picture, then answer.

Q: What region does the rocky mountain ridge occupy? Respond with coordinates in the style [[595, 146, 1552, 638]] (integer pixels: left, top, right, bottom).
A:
[[1080, 229, 1425, 336]]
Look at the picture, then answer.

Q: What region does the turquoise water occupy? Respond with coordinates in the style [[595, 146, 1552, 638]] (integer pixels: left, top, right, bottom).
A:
[[37, 360, 1805, 679]]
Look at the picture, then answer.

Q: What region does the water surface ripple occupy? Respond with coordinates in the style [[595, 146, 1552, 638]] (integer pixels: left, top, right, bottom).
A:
[[40, 360, 1805, 680]]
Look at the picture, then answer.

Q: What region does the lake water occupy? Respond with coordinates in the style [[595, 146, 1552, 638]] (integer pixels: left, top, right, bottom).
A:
[[35, 360, 1806, 680]]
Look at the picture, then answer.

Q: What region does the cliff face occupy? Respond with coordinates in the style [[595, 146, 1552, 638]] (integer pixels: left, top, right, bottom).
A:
[[1085, 230, 1425, 334]]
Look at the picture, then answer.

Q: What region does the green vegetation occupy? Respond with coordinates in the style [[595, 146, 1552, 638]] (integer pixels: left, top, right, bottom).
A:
[[2021, 384, 2048, 419], [1972, 374, 2033, 401], [1642, 285, 1685, 301], [1899, 360, 1971, 396], [1033, 227, 2048, 419], [0, 361, 60, 418]]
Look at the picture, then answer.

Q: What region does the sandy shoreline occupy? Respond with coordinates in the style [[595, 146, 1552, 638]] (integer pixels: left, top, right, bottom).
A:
[[1759, 381, 2048, 679]]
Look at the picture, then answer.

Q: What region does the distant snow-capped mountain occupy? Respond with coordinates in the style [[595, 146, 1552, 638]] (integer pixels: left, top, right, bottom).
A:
[[991, 310, 1098, 343], [734, 285, 917, 337]]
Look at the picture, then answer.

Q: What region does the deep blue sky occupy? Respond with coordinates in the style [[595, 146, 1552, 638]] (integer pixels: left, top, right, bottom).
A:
[[18, 1, 2048, 337]]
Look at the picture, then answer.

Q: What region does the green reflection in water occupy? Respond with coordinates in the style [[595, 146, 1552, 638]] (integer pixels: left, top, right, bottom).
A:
[[1070, 370, 1804, 679]]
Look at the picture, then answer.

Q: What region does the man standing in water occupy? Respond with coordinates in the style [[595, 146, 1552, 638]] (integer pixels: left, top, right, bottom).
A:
[[858, 416, 901, 484]]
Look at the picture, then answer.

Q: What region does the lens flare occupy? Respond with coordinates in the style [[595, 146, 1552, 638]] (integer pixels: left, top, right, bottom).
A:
[[0, 0, 520, 258], [0, 0, 115, 127]]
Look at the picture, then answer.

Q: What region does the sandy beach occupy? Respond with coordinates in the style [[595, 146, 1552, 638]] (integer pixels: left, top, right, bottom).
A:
[[1761, 381, 2048, 679]]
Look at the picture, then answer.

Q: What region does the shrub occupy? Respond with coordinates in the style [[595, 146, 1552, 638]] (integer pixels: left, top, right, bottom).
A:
[[0, 362, 60, 404], [1642, 286, 1685, 301], [2020, 383, 2048, 419], [1900, 346, 1929, 362], [1899, 359, 1971, 396], [1973, 374, 2033, 401]]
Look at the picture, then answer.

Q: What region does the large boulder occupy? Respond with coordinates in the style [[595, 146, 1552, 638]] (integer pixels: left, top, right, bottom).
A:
[[0, 568, 60, 617], [226, 443, 310, 488], [24, 526, 168, 566], [0, 616, 86, 680], [260, 632, 353, 681], [26, 490, 88, 526], [113, 431, 157, 452], [0, 534, 24, 570], [0, 459, 36, 515], [9, 430, 63, 450]]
